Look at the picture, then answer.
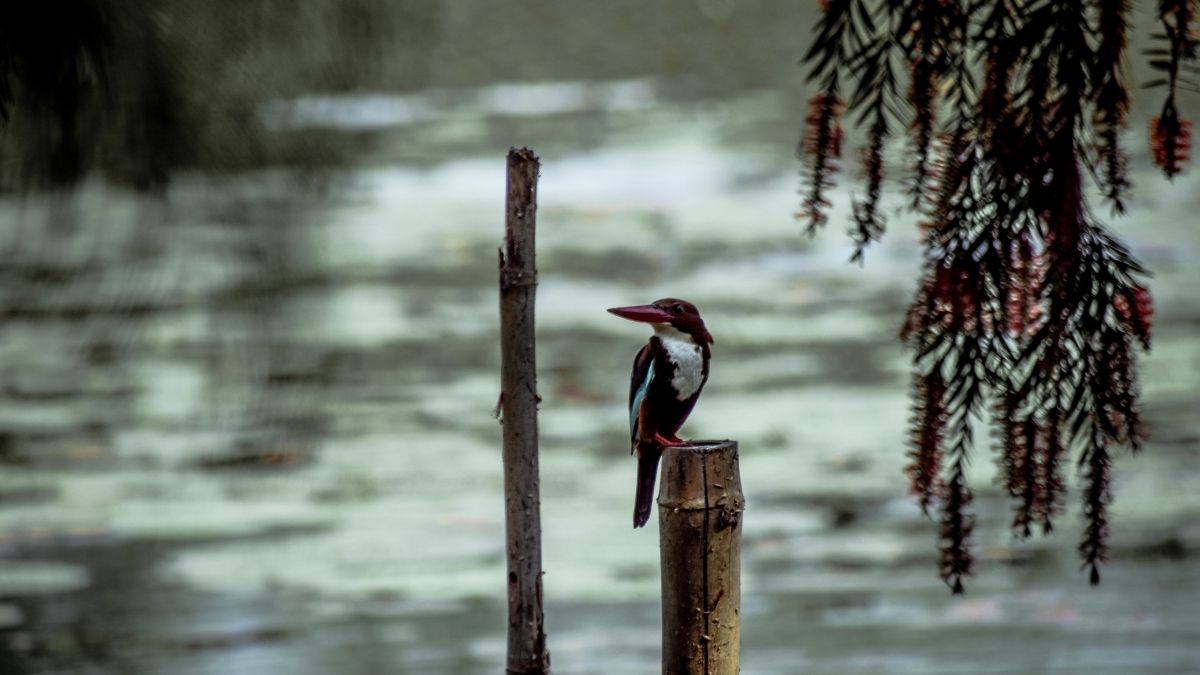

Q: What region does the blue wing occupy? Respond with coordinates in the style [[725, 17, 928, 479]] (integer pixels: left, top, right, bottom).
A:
[[628, 342, 655, 447]]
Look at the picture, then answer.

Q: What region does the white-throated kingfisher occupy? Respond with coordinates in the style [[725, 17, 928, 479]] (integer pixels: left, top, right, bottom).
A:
[[607, 298, 713, 528]]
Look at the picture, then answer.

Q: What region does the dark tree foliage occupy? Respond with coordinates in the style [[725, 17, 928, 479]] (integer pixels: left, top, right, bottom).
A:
[[0, 1, 182, 191], [0, 0, 436, 191], [800, 0, 1193, 593], [0, 1, 116, 188]]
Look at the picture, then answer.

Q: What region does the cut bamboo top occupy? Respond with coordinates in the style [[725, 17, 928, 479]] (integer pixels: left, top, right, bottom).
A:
[[657, 440, 744, 520]]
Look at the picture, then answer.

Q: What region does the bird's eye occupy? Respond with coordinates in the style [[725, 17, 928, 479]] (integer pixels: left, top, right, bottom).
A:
[[671, 303, 684, 314]]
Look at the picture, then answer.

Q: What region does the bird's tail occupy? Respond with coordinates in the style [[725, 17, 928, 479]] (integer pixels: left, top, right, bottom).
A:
[[633, 446, 662, 528]]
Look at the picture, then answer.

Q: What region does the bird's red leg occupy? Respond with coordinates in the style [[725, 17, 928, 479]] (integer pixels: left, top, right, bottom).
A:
[[652, 433, 687, 448]]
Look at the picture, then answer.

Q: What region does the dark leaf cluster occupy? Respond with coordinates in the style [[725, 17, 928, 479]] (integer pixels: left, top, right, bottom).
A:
[[800, 0, 1184, 592]]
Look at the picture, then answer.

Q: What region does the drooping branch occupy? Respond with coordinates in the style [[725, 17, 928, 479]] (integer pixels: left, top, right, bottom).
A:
[[906, 371, 946, 514], [896, 0, 959, 210], [797, 91, 845, 233], [1092, 0, 1132, 212], [1079, 429, 1112, 585], [847, 3, 902, 261], [939, 459, 974, 594], [1148, 0, 1198, 178], [797, 0, 855, 233], [802, 0, 1164, 591]]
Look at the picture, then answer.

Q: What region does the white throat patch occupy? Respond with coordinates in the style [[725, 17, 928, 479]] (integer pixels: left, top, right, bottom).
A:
[[654, 325, 704, 400]]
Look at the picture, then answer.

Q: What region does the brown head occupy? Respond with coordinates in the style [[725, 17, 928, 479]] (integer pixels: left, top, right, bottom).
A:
[[607, 298, 713, 345]]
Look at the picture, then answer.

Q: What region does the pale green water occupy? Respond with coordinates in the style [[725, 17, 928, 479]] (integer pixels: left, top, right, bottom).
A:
[[2, 3, 1200, 674]]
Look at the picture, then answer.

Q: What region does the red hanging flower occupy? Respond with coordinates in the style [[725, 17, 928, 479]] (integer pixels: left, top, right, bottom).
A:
[[907, 373, 946, 513], [801, 93, 844, 160], [797, 93, 845, 229], [1151, 115, 1192, 177], [1114, 285, 1153, 348]]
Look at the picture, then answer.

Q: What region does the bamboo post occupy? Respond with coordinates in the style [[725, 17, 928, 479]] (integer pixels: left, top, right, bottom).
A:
[[499, 147, 550, 674], [658, 440, 744, 675]]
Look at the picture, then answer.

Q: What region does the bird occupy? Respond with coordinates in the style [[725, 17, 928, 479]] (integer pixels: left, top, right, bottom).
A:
[[607, 298, 713, 528]]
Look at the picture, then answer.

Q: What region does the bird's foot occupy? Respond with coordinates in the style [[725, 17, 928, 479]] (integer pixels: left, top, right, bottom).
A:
[[652, 434, 688, 448]]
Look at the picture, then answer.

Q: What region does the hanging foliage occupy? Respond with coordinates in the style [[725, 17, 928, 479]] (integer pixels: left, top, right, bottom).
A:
[[1148, 0, 1197, 177], [800, 0, 1194, 593]]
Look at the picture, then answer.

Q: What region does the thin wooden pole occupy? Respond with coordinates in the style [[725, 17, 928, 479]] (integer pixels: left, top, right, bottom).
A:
[[499, 147, 550, 675], [659, 440, 744, 675]]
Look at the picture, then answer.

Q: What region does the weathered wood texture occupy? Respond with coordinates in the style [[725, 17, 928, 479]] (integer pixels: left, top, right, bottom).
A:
[[499, 147, 550, 675], [659, 440, 744, 675]]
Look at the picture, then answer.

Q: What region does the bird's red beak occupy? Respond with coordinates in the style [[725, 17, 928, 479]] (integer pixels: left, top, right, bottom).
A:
[[607, 304, 672, 324]]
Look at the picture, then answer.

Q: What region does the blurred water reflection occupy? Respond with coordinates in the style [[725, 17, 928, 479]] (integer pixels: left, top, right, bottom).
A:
[[2, 2, 1199, 674]]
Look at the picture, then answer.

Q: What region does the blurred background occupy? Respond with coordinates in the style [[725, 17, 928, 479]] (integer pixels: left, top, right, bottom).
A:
[[1, 2, 1198, 673]]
